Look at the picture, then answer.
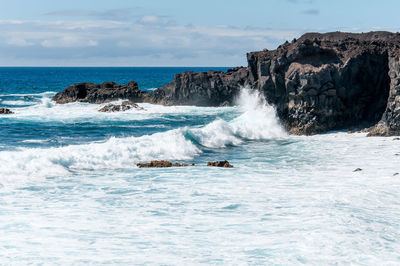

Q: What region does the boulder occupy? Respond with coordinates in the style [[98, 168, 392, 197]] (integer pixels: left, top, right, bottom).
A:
[[137, 160, 191, 168], [98, 100, 143, 112], [207, 160, 234, 168], [0, 108, 13, 114]]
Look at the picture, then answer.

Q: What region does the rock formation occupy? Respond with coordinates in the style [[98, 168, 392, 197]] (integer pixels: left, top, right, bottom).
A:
[[53, 81, 147, 104], [149, 67, 249, 106], [207, 160, 234, 168], [98, 100, 143, 112], [248, 31, 400, 135], [137, 161, 191, 168], [53, 31, 400, 136], [0, 108, 13, 114]]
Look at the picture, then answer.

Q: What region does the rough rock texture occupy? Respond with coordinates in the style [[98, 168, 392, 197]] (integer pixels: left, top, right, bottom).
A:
[[137, 161, 191, 168], [248, 31, 400, 135], [53, 81, 147, 104], [148, 67, 249, 106], [207, 160, 234, 168], [98, 100, 142, 112], [0, 108, 13, 114]]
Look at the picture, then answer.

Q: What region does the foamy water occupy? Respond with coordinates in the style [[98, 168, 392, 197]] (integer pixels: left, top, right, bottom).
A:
[[1, 86, 400, 264]]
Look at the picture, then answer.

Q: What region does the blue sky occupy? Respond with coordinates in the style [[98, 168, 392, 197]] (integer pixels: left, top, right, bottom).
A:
[[0, 0, 399, 66]]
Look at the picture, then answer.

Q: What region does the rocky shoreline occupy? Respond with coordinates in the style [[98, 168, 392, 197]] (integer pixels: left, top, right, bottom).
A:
[[52, 31, 400, 136]]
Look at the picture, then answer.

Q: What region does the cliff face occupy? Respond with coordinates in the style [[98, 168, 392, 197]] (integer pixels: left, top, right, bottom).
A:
[[248, 31, 400, 135]]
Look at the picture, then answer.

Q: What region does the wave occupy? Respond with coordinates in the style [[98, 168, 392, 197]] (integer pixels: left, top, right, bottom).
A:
[[186, 88, 286, 148], [0, 87, 286, 182]]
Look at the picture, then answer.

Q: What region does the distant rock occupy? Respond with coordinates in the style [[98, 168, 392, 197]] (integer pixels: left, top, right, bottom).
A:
[[207, 160, 234, 168], [353, 168, 363, 172], [52, 81, 148, 104], [98, 100, 143, 112], [0, 108, 13, 114], [137, 160, 192, 168], [147, 67, 249, 106]]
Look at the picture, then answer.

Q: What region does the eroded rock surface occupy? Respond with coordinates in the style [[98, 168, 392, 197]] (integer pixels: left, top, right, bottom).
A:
[[248, 31, 400, 135]]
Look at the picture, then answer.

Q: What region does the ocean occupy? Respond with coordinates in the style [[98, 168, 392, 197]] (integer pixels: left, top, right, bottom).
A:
[[1, 67, 400, 264]]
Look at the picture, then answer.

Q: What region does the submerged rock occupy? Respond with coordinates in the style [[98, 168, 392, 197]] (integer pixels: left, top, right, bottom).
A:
[[137, 160, 191, 168], [0, 108, 13, 114], [207, 160, 234, 168], [98, 101, 143, 112]]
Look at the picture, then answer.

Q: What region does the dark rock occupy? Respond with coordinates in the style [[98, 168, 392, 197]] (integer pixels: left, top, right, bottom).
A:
[[207, 160, 234, 168], [98, 100, 143, 112], [146, 67, 249, 106], [0, 108, 13, 114], [53, 81, 148, 104], [247, 31, 400, 135], [137, 160, 191, 168], [394, 173, 399, 176], [353, 168, 363, 172], [393, 137, 400, 140]]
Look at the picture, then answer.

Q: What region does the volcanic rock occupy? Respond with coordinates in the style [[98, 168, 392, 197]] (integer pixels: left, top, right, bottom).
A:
[[53, 81, 147, 104], [0, 108, 13, 114], [207, 160, 234, 168], [137, 160, 190, 168], [98, 100, 143, 112], [147, 67, 249, 106]]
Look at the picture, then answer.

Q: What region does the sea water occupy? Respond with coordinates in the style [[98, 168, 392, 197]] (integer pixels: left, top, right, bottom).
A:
[[0, 67, 400, 264]]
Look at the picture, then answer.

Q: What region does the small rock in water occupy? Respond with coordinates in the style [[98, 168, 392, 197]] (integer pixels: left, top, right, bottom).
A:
[[207, 160, 234, 168], [99, 100, 143, 112], [393, 137, 400, 140], [394, 173, 399, 176], [137, 160, 190, 168], [0, 108, 13, 114], [353, 168, 362, 172]]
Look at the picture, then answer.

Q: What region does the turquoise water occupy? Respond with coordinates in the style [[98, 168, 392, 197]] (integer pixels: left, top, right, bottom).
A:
[[1, 68, 400, 264]]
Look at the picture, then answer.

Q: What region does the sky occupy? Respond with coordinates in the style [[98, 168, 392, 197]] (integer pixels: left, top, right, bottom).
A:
[[0, 0, 399, 66]]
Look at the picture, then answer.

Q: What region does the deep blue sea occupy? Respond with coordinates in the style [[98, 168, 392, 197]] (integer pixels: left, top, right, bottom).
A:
[[1, 67, 400, 264]]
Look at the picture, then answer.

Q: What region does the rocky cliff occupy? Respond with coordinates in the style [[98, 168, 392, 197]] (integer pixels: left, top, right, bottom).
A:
[[248, 31, 400, 135], [53, 31, 400, 136]]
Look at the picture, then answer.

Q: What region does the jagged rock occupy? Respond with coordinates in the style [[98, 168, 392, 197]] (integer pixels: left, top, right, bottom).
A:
[[53, 81, 147, 104], [207, 160, 234, 168], [98, 101, 143, 112], [137, 160, 191, 168], [147, 67, 249, 106], [0, 108, 13, 114], [247, 31, 400, 135]]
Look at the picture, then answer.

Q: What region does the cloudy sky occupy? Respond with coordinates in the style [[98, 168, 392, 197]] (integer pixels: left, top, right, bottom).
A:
[[1, 0, 399, 66]]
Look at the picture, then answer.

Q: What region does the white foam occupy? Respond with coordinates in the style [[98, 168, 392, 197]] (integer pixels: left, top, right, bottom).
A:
[[0, 129, 200, 183], [187, 88, 287, 148]]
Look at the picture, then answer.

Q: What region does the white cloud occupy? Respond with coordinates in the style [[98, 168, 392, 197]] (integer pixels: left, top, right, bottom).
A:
[[0, 18, 301, 66]]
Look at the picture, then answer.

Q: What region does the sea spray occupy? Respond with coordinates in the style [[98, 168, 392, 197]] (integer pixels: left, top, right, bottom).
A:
[[187, 87, 287, 148]]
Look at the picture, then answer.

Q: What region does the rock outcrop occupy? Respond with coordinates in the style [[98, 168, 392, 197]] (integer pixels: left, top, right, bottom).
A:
[[53, 81, 147, 104], [53, 31, 400, 136], [137, 161, 191, 168], [98, 100, 143, 112], [248, 31, 400, 135], [0, 108, 13, 114], [148, 67, 249, 106], [207, 160, 234, 168]]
